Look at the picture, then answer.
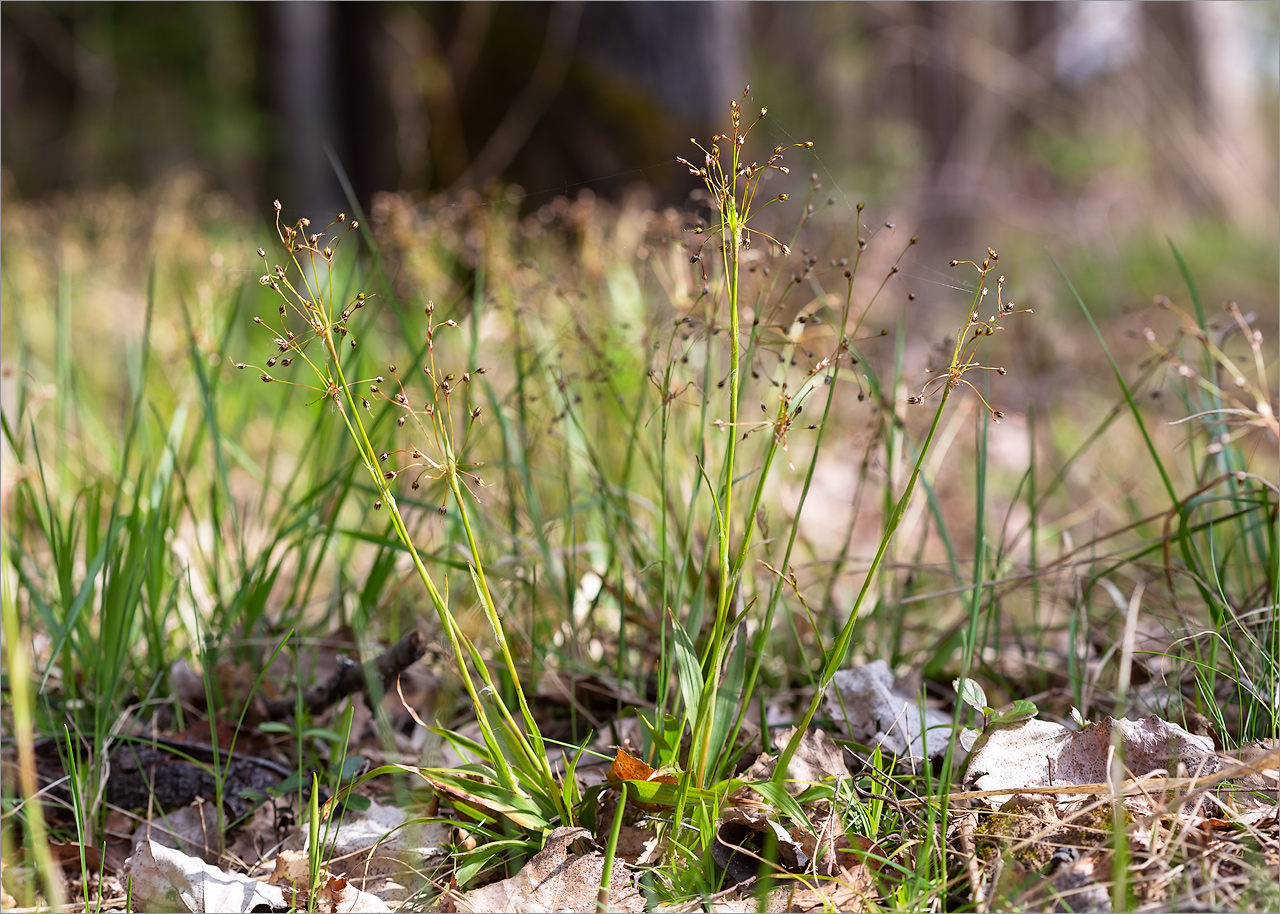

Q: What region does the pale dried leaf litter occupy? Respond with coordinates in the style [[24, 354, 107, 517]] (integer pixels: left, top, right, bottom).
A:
[[318, 799, 447, 889], [824, 660, 952, 761], [126, 839, 286, 914], [966, 715, 1219, 805], [124, 799, 448, 913], [270, 850, 391, 913], [443, 827, 644, 913], [717, 728, 878, 909], [737, 726, 852, 793]]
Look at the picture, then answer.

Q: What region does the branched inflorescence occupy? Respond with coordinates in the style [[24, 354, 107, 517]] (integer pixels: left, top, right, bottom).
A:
[[240, 201, 565, 826], [677, 85, 812, 278], [908, 249, 1032, 421], [1145, 297, 1277, 450], [372, 304, 488, 512], [236, 201, 368, 403], [238, 202, 488, 513]]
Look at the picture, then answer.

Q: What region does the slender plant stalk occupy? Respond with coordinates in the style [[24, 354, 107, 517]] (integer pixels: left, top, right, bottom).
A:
[[2, 524, 65, 910], [775, 252, 1018, 779], [677, 93, 812, 786], [249, 208, 568, 826]]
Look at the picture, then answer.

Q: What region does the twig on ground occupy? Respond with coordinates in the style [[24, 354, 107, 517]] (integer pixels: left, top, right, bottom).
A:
[[260, 630, 428, 720]]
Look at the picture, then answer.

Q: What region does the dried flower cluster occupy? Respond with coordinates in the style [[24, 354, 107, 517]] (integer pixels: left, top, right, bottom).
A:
[[908, 249, 1033, 421]]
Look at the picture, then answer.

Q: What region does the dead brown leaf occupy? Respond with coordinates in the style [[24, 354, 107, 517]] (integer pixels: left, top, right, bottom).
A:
[[442, 826, 643, 913], [967, 715, 1218, 805], [787, 859, 877, 913]]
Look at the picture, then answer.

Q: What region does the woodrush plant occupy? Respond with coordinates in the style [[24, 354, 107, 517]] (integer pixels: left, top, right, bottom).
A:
[[673, 88, 817, 788], [1141, 291, 1278, 739], [1058, 250, 1278, 743], [774, 251, 1030, 780], [239, 203, 567, 832], [633, 93, 1032, 887]]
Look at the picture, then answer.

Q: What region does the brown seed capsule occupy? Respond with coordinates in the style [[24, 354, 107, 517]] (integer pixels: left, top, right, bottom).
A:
[[374, 499, 382, 510]]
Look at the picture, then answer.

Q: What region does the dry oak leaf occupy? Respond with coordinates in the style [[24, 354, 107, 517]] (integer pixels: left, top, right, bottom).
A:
[[443, 827, 644, 913], [608, 747, 680, 811]]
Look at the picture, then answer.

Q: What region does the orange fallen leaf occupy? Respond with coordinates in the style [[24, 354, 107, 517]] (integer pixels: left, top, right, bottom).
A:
[[607, 748, 679, 812], [607, 748, 678, 785]]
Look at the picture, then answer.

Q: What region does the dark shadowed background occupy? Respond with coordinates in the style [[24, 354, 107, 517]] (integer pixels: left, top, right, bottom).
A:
[[4, 1, 1277, 260]]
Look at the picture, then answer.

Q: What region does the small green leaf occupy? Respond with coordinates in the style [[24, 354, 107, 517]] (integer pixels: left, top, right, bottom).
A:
[[342, 792, 371, 812], [668, 610, 703, 723], [953, 677, 989, 714], [988, 699, 1038, 727], [258, 721, 293, 734], [302, 727, 345, 744], [333, 755, 367, 780], [308, 772, 321, 874], [745, 779, 811, 830]]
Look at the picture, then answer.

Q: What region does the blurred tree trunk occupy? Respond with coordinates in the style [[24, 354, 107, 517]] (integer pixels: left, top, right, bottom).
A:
[[266, 1, 342, 218], [1186, 1, 1273, 227], [1144, 1, 1273, 228]]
